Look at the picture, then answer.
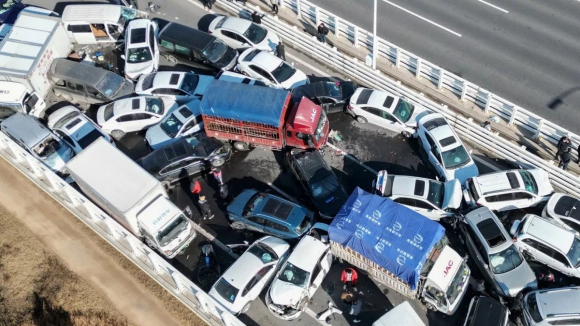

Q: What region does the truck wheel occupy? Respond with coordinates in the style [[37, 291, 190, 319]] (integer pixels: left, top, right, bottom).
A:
[[356, 116, 367, 123], [111, 130, 125, 140], [210, 157, 225, 167], [230, 222, 245, 230], [401, 130, 412, 138], [166, 55, 177, 63], [233, 142, 249, 151], [425, 302, 437, 311]]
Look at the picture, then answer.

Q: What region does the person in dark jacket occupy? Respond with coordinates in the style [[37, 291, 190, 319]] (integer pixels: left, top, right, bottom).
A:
[[276, 42, 286, 61], [251, 11, 264, 24], [198, 195, 214, 220], [559, 147, 572, 171], [317, 23, 329, 44], [556, 136, 570, 160], [350, 299, 362, 323]]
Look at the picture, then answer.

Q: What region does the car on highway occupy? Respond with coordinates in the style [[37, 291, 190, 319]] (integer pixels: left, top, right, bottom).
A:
[[208, 16, 281, 53], [209, 236, 291, 315], [286, 149, 348, 220], [373, 170, 462, 221], [542, 193, 580, 236], [511, 214, 580, 278], [347, 88, 428, 138], [227, 190, 314, 240], [137, 133, 231, 187], [291, 81, 358, 114], [145, 99, 203, 150], [215, 70, 269, 87], [522, 286, 580, 326], [135, 72, 213, 102], [458, 207, 537, 298], [463, 169, 554, 212], [415, 112, 479, 184], [47, 106, 113, 154], [463, 296, 511, 326], [265, 232, 332, 320], [123, 19, 159, 79], [235, 48, 308, 89], [96, 96, 176, 140], [1, 113, 74, 177]]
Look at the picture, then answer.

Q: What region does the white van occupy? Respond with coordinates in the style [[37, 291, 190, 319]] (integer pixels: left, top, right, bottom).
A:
[[372, 302, 426, 326], [61, 4, 148, 44]]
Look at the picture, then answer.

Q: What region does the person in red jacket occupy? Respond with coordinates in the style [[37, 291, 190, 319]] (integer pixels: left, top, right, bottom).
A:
[[341, 268, 358, 291]]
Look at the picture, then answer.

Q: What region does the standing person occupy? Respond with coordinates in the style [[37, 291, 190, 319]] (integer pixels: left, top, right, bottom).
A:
[[559, 147, 572, 171], [276, 42, 286, 61], [190, 179, 202, 197], [207, 0, 216, 10], [317, 23, 329, 44], [251, 11, 263, 24], [556, 136, 570, 160], [349, 298, 362, 324], [270, 0, 280, 14], [469, 278, 487, 296], [341, 267, 358, 291], [198, 195, 214, 220], [210, 166, 223, 185], [577, 143, 580, 166]]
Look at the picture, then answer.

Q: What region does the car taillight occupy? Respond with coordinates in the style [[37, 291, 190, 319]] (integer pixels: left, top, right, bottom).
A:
[[347, 104, 353, 110], [335, 81, 341, 86]]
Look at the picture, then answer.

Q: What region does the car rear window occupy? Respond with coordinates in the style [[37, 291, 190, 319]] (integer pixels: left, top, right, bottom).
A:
[[476, 219, 506, 247], [130, 27, 147, 44], [356, 89, 373, 105], [439, 136, 457, 147], [423, 117, 448, 131], [103, 103, 115, 121], [214, 278, 238, 303], [214, 16, 226, 29], [261, 199, 293, 220]]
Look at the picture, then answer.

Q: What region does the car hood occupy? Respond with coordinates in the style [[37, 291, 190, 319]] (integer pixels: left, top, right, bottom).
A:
[[494, 261, 537, 297], [442, 179, 462, 210], [145, 124, 172, 150], [193, 76, 215, 96], [269, 280, 304, 307], [227, 189, 258, 217], [281, 69, 309, 90], [257, 31, 280, 52], [446, 160, 479, 184], [125, 61, 155, 80]]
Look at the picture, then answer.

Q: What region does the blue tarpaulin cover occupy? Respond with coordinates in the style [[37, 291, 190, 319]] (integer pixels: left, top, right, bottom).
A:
[[200, 79, 290, 127], [329, 187, 445, 289]]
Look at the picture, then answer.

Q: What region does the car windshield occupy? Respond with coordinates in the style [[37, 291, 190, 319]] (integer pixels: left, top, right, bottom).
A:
[[203, 39, 228, 63], [441, 145, 471, 169], [96, 74, 124, 98], [243, 192, 267, 217], [243, 23, 268, 44], [103, 103, 115, 121], [426, 180, 444, 208], [526, 294, 543, 323], [518, 170, 538, 194], [180, 74, 199, 94], [278, 262, 309, 288], [77, 129, 104, 149], [214, 278, 239, 303], [392, 99, 415, 123], [313, 110, 327, 143], [489, 245, 523, 274], [271, 62, 296, 83], [311, 174, 338, 198], [127, 47, 152, 63], [566, 236, 580, 267], [446, 260, 469, 304], [33, 136, 60, 159], [159, 113, 184, 138], [155, 214, 188, 246], [145, 97, 164, 114], [248, 242, 278, 263]]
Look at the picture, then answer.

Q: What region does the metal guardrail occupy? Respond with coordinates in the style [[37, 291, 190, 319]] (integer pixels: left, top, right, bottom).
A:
[[218, 0, 580, 198], [0, 132, 245, 326], [276, 0, 580, 151]]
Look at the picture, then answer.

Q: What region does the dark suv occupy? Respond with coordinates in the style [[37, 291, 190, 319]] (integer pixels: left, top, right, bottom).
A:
[[286, 149, 348, 219], [291, 81, 358, 113]]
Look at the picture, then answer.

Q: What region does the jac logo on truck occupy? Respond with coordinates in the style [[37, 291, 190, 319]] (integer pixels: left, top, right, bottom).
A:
[[443, 260, 454, 277], [310, 108, 317, 122]]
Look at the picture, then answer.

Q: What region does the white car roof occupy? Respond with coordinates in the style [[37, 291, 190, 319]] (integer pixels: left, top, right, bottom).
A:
[[286, 235, 328, 272], [523, 215, 575, 253], [252, 51, 282, 71], [366, 90, 400, 110], [221, 16, 252, 32], [473, 169, 525, 194], [391, 175, 429, 199], [150, 72, 185, 89], [126, 19, 151, 47], [536, 287, 580, 318], [111, 96, 172, 116]]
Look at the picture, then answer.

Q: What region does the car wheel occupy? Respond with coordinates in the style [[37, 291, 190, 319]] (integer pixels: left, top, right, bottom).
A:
[[230, 221, 245, 230], [166, 55, 178, 63], [425, 302, 437, 312], [111, 130, 125, 140], [241, 301, 251, 314], [356, 116, 367, 123], [210, 157, 226, 167], [233, 142, 250, 151], [401, 130, 412, 138]]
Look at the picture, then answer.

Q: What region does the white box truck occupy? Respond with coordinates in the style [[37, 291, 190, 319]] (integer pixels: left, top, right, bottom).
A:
[[312, 188, 471, 315], [65, 138, 196, 259], [0, 11, 73, 117]]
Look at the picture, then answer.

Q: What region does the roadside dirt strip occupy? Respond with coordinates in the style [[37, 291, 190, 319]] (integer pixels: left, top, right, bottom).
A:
[[0, 158, 193, 326]]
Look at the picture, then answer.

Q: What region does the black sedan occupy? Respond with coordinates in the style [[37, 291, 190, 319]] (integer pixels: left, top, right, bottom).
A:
[[285, 149, 348, 219], [137, 133, 232, 187], [291, 81, 358, 113]]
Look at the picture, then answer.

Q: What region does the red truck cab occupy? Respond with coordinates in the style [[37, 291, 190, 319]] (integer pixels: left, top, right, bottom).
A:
[[285, 96, 329, 150]]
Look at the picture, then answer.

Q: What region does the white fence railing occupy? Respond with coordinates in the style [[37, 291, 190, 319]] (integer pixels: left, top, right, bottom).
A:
[[0, 132, 245, 326], [218, 0, 580, 198], [275, 0, 580, 152]]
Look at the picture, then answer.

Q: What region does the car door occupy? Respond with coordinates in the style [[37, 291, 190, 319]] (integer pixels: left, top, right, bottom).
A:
[[148, 26, 160, 71], [220, 30, 245, 49], [462, 224, 495, 286], [263, 219, 290, 239], [242, 265, 275, 302], [64, 81, 89, 103], [308, 250, 332, 297], [247, 65, 274, 86], [378, 109, 403, 132], [183, 156, 207, 176], [513, 192, 536, 209], [423, 133, 443, 175], [318, 97, 343, 114], [534, 241, 557, 268], [178, 114, 203, 138], [245, 215, 265, 233], [66, 24, 97, 45], [359, 107, 382, 125], [485, 193, 516, 211], [115, 113, 142, 133], [551, 250, 574, 276], [413, 199, 441, 220]]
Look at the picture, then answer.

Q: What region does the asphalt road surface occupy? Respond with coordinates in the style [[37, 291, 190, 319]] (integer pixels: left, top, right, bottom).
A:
[[308, 0, 580, 134]]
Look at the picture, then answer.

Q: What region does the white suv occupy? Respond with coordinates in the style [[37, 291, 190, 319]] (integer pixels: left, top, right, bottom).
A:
[[522, 286, 580, 326], [510, 214, 580, 278], [415, 112, 479, 184], [542, 193, 580, 236]]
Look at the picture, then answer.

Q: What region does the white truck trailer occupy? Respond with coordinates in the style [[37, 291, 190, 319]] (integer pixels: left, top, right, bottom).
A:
[[0, 10, 72, 117], [65, 138, 196, 259], [318, 188, 471, 315]]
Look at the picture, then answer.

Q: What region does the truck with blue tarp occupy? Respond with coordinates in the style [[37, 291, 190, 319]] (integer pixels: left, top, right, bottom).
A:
[[314, 187, 470, 315], [200, 80, 329, 151]]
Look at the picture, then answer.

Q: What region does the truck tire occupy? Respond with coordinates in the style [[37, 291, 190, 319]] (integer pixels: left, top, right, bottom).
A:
[[111, 130, 125, 140], [233, 142, 250, 151], [425, 302, 437, 311]]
